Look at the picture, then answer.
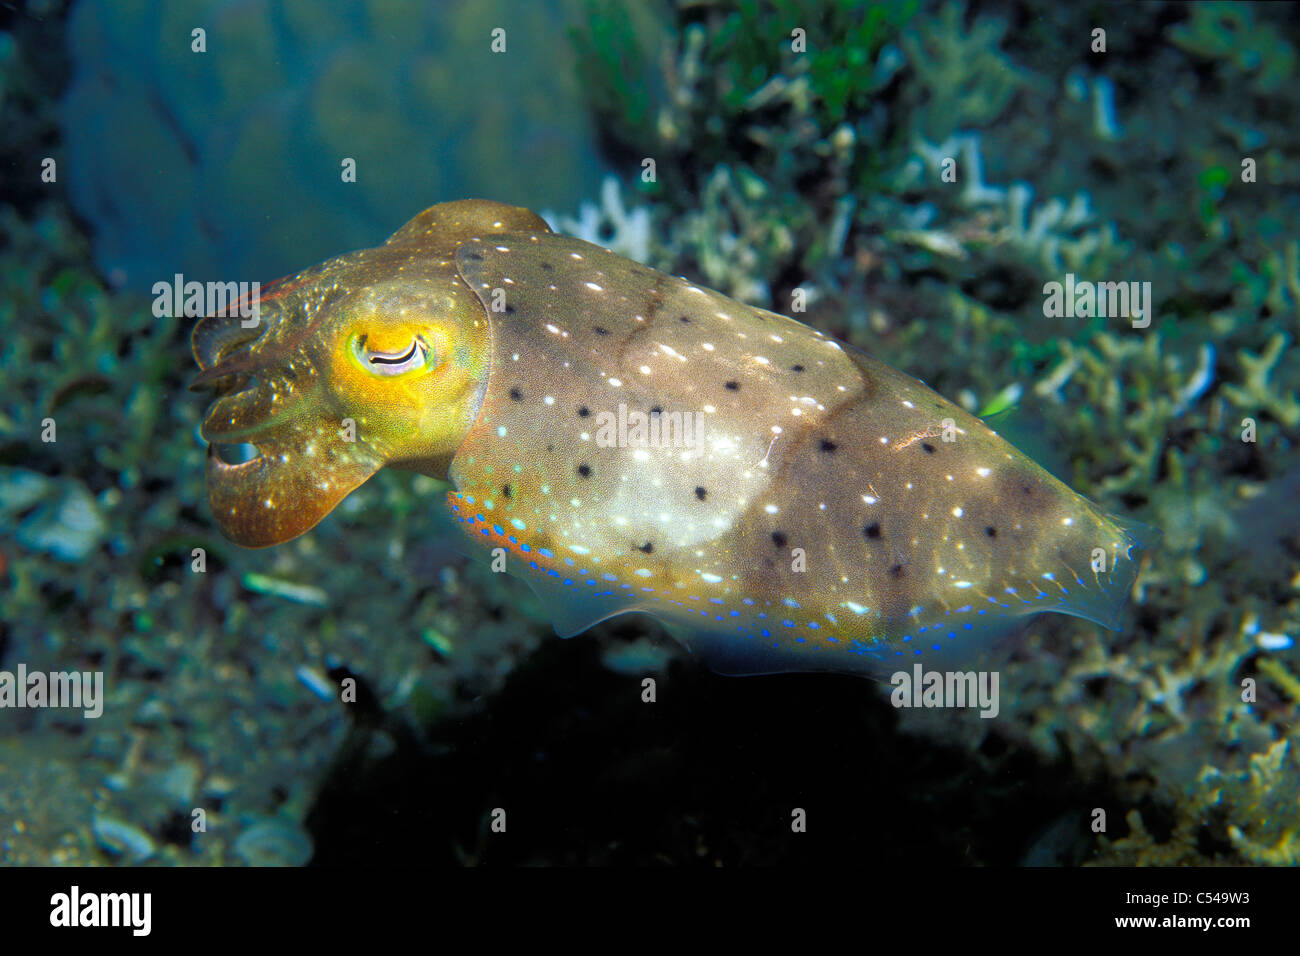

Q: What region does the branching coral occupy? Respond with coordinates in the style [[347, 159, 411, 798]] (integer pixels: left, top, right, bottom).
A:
[[662, 165, 800, 306], [543, 176, 653, 265], [1092, 738, 1300, 865], [1210, 740, 1300, 865], [902, 132, 1130, 277], [897, 0, 1025, 139], [1222, 332, 1300, 428], [1092, 808, 1209, 866], [1170, 2, 1297, 95]]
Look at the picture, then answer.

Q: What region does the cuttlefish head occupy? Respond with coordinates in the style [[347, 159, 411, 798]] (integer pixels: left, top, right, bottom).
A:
[[190, 199, 549, 547]]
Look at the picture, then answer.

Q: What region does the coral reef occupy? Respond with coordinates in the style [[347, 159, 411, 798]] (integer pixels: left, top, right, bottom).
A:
[[2, 0, 1298, 865], [568, 0, 1300, 866], [1094, 737, 1300, 866], [1169, 2, 1296, 94]]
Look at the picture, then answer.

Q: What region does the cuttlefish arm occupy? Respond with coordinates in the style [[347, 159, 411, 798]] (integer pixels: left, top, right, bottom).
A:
[[190, 200, 546, 547]]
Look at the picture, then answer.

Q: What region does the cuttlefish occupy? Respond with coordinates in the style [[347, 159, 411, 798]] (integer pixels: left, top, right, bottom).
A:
[[191, 200, 1151, 678]]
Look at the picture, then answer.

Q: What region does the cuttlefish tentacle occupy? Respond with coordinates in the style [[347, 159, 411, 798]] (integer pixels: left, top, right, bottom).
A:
[[191, 201, 538, 547]]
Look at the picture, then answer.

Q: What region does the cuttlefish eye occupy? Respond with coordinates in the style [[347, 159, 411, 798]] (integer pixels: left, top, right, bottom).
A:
[[353, 334, 434, 376]]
